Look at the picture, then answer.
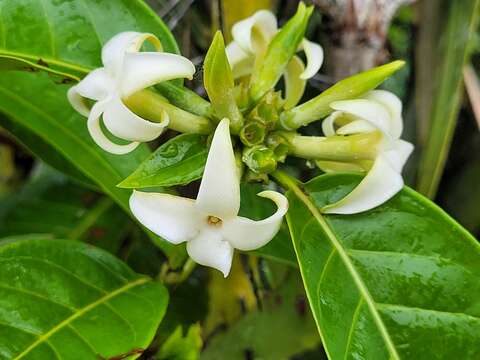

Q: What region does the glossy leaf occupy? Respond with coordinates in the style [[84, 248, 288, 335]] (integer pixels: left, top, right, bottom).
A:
[[0, 165, 130, 253], [118, 134, 208, 188], [0, 71, 184, 265], [0, 0, 179, 80], [275, 172, 480, 359], [416, 0, 480, 198], [0, 237, 169, 359], [280, 61, 405, 130]]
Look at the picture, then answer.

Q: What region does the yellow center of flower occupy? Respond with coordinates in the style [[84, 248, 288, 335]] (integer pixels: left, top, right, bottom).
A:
[[207, 216, 223, 227]]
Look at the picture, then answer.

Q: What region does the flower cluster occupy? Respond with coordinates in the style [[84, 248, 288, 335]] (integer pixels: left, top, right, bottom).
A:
[[67, 4, 413, 276]]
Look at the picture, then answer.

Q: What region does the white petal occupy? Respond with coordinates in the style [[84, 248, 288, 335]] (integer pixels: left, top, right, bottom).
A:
[[196, 119, 240, 219], [322, 111, 343, 137], [225, 41, 251, 69], [330, 99, 393, 137], [337, 119, 377, 135], [67, 68, 113, 116], [87, 99, 140, 155], [283, 56, 306, 109], [322, 155, 404, 214], [102, 31, 161, 76], [129, 191, 202, 245], [187, 229, 233, 277], [383, 139, 414, 172], [222, 191, 288, 251], [299, 38, 324, 80], [102, 96, 167, 142], [120, 52, 195, 97], [365, 90, 403, 139], [231, 10, 277, 53]]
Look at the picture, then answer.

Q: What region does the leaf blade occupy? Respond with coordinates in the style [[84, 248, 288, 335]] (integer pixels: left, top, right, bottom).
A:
[[276, 172, 480, 359], [0, 237, 169, 359]]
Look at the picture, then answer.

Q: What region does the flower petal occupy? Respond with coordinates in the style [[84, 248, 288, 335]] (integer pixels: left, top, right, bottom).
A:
[[225, 41, 251, 71], [187, 229, 234, 277], [383, 139, 414, 172], [222, 191, 288, 251], [322, 155, 404, 214], [129, 190, 202, 245], [231, 10, 277, 53], [102, 31, 161, 76], [284, 56, 306, 109], [67, 68, 113, 116], [196, 119, 240, 219], [87, 99, 140, 155], [120, 52, 195, 97], [365, 90, 403, 139], [330, 99, 392, 137], [337, 119, 377, 135], [102, 96, 168, 142], [299, 38, 324, 80]]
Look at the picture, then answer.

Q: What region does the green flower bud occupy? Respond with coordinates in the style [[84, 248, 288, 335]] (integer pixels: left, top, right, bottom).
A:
[[242, 146, 278, 174], [240, 120, 267, 146]]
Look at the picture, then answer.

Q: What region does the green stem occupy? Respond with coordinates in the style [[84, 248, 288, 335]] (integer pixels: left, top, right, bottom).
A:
[[156, 81, 213, 118], [124, 89, 214, 135], [279, 60, 405, 130], [275, 131, 382, 161]]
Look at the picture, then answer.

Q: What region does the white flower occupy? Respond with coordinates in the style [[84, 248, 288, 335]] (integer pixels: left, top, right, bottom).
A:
[[225, 10, 323, 108], [129, 119, 288, 277], [68, 32, 195, 154], [320, 90, 414, 214]]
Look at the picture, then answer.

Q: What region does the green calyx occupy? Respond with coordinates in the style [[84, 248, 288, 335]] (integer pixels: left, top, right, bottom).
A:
[[242, 146, 278, 174]]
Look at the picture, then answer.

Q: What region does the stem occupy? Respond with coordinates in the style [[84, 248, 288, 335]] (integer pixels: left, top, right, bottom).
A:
[[156, 81, 213, 118], [124, 89, 214, 135], [276, 131, 382, 161]]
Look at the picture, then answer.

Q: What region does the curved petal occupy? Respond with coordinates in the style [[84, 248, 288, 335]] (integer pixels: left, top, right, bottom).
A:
[[102, 31, 162, 76], [299, 38, 324, 80], [87, 100, 140, 155], [187, 229, 233, 277], [337, 119, 377, 135], [283, 56, 306, 109], [196, 119, 240, 219], [322, 111, 343, 137], [330, 99, 393, 137], [225, 41, 251, 70], [322, 155, 404, 214], [222, 191, 288, 251], [383, 139, 414, 172], [102, 96, 168, 142], [129, 191, 202, 245], [365, 90, 403, 139], [231, 10, 277, 53], [120, 52, 195, 97], [67, 68, 113, 116]]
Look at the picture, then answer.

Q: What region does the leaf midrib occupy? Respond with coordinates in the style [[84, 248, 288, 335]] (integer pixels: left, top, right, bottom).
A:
[[13, 277, 148, 360], [281, 175, 400, 360]]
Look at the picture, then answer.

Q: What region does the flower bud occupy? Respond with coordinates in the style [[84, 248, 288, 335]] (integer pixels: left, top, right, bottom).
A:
[[242, 146, 277, 174]]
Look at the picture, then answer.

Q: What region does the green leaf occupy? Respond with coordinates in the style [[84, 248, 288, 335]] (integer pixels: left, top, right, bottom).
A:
[[0, 164, 130, 253], [204, 31, 243, 133], [280, 61, 405, 130], [275, 171, 480, 359], [0, 0, 179, 79], [158, 324, 202, 360], [416, 0, 480, 198], [249, 2, 313, 104], [118, 134, 208, 189], [238, 183, 296, 266], [0, 237, 169, 359], [0, 71, 185, 265]]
